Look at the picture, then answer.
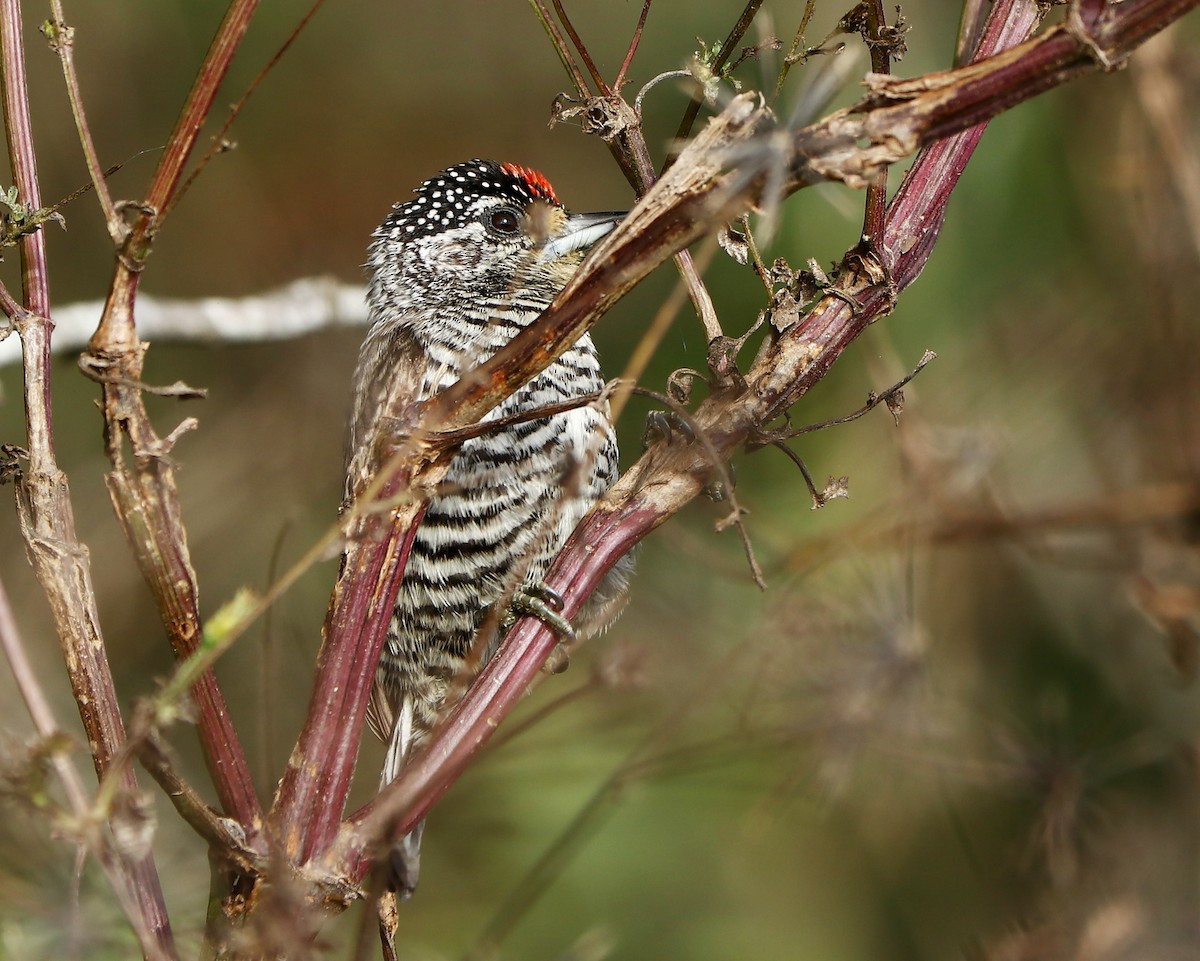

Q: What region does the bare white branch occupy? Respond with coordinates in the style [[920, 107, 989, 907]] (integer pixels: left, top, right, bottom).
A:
[[0, 276, 368, 368]]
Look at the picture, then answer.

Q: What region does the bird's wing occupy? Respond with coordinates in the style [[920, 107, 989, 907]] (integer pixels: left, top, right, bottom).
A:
[[342, 319, 427, 505], [343, 318, 427, 746]]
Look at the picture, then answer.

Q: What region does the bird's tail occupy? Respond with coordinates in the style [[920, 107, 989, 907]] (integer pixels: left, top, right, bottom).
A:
[[381, 695, 425, 900]]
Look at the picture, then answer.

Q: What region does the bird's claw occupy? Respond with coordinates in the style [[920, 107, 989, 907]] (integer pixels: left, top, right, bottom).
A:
[[642, 409, 695, 449], [703, 460, 736, 502], [643, 411, 733, 502], [502, 584, 576, 674]]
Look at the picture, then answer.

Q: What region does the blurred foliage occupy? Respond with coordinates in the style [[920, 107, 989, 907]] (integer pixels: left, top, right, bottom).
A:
[[1, 2, 1200, 960]]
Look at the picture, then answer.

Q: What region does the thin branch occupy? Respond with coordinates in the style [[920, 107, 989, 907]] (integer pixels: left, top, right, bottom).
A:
[[551, 0, 609, 93], [773, 0, 820, 101], [752, 349, 937, 444], [614, 0, 654, 92], [44, 5, 120, 240], [666, 0, 766, 171], [767, 438, 827, 508], [163, 0, 330, 220], [528, 0, 591, 97], [134, 729, 262, 873]]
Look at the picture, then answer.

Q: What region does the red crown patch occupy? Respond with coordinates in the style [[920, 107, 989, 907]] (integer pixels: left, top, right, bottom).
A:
[[500, 163, 560, 206]]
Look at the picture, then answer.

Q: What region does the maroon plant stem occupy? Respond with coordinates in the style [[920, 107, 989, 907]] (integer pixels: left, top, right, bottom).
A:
[[613, 0, 654, 91], [861, 0, 893, 240], [332, 0, 1057, 878], [335, 489, 665, 878], [85, 0, 264, 833], [0, 0, 178, 955], [271, 478, 426, 862]]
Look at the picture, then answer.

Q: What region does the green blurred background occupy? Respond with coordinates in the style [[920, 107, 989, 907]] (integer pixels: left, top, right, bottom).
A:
[[1, 2, 1199, 959]]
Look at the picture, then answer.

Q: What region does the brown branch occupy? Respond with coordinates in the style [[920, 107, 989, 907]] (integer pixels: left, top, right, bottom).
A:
[[329, 0, 1141, 882], [614, 0, 654, 91], [80, 0, 266, 839], [551, 0, 609, 93], [753, 348, 937, 443], [44, 3, 121, 241], [0, 0, 179, 955], [666, 0, 766, 170], [163, 0, 330, 221], [528, 0, 591, 98], [134, 728, 263, 875]]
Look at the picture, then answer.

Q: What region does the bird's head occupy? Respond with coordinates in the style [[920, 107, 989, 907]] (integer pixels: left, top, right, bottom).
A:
[[368, 159, 622, 316]]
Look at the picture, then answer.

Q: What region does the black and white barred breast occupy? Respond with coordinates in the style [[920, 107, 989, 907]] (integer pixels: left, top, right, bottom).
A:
[[376, 328, 623, 753], [346, 161, 632, 800]]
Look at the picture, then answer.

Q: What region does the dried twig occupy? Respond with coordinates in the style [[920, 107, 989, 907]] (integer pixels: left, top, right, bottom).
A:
[[0, 0, 178, 953], [330, 0, 1087, 883], [83, 0, 266, 838], [44, 3, 121, 240]]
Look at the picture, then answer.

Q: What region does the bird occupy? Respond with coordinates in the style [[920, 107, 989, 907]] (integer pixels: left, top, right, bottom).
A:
[[343, 159, 633, 898]]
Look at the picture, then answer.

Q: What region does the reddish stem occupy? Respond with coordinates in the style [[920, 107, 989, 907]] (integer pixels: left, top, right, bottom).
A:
[[614, 0, 654, 91], [271, 480, 425, 863], [0, 0, 178, 954], [331, 0, 1054, 882]]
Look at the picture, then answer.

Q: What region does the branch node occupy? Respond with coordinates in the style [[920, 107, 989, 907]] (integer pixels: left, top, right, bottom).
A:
[[1066, 2, 1129, 72], [550, 93, 637, 141]]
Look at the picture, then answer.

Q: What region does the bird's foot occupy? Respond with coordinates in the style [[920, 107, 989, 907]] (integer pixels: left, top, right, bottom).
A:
[[642, 409, 695, 448], [502, 584, 576, 674], [643, 409, 734, 502]]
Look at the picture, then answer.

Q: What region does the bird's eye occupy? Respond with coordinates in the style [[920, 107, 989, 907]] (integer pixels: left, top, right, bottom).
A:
[[487, 207, 521, 235]]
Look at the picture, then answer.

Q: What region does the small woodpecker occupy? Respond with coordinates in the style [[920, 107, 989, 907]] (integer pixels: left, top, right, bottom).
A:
[[344, 160, 633, 897]]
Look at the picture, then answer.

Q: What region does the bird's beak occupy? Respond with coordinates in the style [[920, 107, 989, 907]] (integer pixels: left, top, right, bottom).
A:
[[540, 210, 625, 261]]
